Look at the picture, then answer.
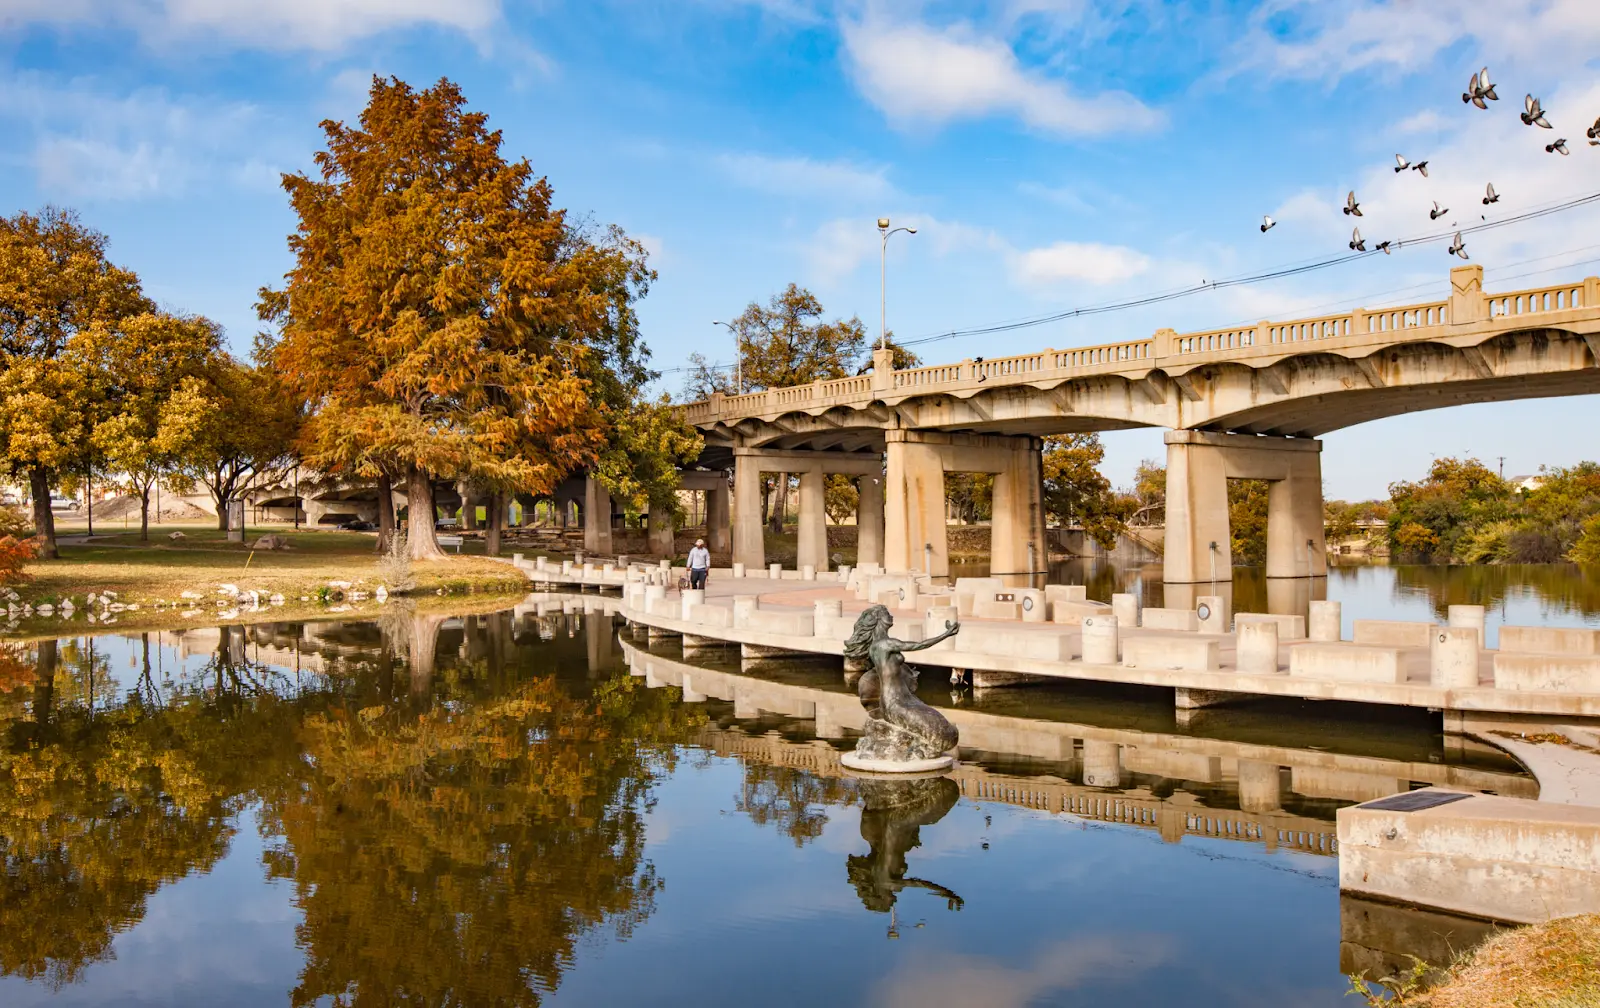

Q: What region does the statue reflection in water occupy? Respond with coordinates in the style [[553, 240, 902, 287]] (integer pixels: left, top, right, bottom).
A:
[[847, 776, 964, 938]]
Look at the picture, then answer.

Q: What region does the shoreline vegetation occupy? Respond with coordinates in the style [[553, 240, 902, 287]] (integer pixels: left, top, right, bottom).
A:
[[1, 524, 542, 639], [1351, 913, 1600, 1007]]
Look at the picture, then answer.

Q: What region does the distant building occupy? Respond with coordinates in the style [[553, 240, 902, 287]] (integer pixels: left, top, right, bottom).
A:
[[1507, 474, 1545, 492]]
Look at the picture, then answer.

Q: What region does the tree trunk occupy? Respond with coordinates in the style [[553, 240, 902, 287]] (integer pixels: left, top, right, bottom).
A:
[[374, 476, 395, 554], [485, 491, 502, 556], [33, 638, 57, 730], [769, 473, 788, 532], [459, 482, 477, 531], [28, 468, 57, 560], [138, 479, 152, 543], [215, 488, 230, 531], [407, 465, 448, 561], [85, 468, 93, 536]]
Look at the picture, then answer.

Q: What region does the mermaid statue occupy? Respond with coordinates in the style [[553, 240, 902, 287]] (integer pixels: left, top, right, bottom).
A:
[[840, 605, 961, 771]]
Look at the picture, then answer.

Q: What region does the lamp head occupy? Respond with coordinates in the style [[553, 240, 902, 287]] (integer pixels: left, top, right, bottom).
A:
[[907, 227, 918, 234], [877, 217, 891, 230]]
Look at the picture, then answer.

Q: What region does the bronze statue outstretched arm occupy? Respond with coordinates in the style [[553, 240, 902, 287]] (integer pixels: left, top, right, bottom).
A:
[[890, 620, 960, 653]]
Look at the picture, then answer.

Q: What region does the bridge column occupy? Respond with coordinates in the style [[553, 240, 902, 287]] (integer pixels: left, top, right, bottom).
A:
[[796, 469, 827, 571], [583, 475, 613, 555], [1163, 431, 1325, 584], [646, 500, 675, 558], [706, 477, 731, 555], [733, 453, 765, 571], [885, 430, 1044, 582], [857, 474, 884, 568]]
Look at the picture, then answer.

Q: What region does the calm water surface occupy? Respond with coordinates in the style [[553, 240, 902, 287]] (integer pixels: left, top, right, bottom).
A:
[[0, 568, 1554, 1006]]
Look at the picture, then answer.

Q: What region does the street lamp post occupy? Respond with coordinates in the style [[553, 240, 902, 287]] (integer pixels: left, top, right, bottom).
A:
[[712, 319, 742, 394], [877, 217, 917, 351]]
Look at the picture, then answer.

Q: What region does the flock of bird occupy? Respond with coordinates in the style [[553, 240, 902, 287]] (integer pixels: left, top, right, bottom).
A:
[[1257, 67, 1600, 262]]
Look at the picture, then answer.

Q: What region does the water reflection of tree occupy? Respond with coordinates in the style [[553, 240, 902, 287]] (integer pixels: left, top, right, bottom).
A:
[[1391, 563, 1600, 620], [256, 611, 708, 1007], [735, 763, 858, 845], [0, 636, 302, 989], [0, 610, 709, 1004]]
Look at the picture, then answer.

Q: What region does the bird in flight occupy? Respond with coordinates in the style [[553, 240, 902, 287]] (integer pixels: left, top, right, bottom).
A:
[[1522, 95, 1553, 128], [1547, 138, 1570, 155], [1375, 240, 1393, 255], [1343, 191, 1363, 216], [1483, 183, 1499, 205], [1349, 227, 1367, 252], [1588, 117, 1600, 146], [1463, 67, 1498, 108], [1448, 232, 1468, 259], [1394, 154, 1430, 177], [1260, 215, 1276, 233], [1429, 201, 1450, 221]]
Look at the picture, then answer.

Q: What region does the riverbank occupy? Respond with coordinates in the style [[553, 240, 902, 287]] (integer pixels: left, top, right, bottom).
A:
[[3, 528, 545, 638], [1359, 913, 1600, 1007]]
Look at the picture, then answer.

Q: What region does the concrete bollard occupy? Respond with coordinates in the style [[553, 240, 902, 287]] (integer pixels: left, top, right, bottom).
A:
[[1081, 740, 1123, 789], [644, 584, 666, 604], [616, 555, 629, 567], [732, 595, 758, 627], [814, 598, 842, 620], [680, 588, 705, 620], [732, 562, 745, 578], [659, 559, 671, 570], [1236, 619, 1281, 674], [535, 556, 547, 571], [1082, 615, 1119, 665], [1018, 588, 1047, 623], [837, 564, 853, 584], [1448, 604, 1486, 647], [1111, 593, 1139, 628], [1432, 626, 1481, 688], [1197, 595, 1228, 634], [575, 552, 585, 564], [513, 552, 524, 564], [800, 564, 816, 581], [768, 563, 783, 579], [1309, 600, 1342, 642]]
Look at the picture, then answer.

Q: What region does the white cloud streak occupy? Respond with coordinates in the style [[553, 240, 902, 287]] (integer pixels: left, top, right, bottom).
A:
[[0, 0, 499, 51], [1012, 240, 1151, 286], [840, 17, 1163, 137], [716, 152, 893, 202]]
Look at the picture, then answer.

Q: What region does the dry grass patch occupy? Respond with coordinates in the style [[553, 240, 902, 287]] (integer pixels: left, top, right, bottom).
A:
[[1357, 914, 1600, 1007]]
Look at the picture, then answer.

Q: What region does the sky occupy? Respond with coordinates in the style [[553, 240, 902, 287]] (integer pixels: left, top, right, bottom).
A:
[[3, 0, 1599, 499]]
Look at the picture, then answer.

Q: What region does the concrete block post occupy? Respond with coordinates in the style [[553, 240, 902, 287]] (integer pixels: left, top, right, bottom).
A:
[[583, 475, 613, 555], [1265, 458, 1326, 579], [680, 588, 705, 620], [990, 437, 1046, 587], [1432, 627, 1481, 688], [796, 469, 828, 572], [857, 474, 885, 569], [1082, 615, 1119, 665], [1237, 619, 1281, 674], [1081, 740, 1123, 789], [646, 501, 675, 559], [1448, 604, 1486, 647], [1111, 593, 1139, 628], [1309, 600, 1342, 641], [732, 452, 765, 572], [706, 478, 732, 555], [1197, 594, 1228, 633]]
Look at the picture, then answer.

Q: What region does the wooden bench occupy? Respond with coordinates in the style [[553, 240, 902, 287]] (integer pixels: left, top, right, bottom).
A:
[[437, 534, 464, 553]]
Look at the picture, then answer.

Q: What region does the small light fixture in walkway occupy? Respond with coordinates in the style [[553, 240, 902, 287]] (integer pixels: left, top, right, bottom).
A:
[[878, 217, 917, 350], [712, 319, 742, 394]]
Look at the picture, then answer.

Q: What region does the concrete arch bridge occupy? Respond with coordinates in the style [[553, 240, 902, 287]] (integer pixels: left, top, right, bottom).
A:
[[681, 266, 1600, 584]]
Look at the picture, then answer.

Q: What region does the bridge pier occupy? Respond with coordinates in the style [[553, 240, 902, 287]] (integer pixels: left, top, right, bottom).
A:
[[732, 448, 883, 572], [583, 475, 612, 555], [883, 430, 1045, 582], [1164, 431, 1325, 584]]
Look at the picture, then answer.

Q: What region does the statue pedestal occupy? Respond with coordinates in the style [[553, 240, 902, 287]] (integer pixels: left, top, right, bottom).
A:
[[840, 753, 955, 774]]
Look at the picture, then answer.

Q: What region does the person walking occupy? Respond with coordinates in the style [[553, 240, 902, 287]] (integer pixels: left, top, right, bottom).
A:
[[686, 538, 711, 590]]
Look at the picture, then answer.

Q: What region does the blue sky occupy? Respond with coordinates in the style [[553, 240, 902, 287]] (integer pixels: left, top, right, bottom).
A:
[[4, 0, 1599, 498]]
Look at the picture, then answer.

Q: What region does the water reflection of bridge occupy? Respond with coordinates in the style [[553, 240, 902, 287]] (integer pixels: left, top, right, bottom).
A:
[[619, 637, 1535, 860]]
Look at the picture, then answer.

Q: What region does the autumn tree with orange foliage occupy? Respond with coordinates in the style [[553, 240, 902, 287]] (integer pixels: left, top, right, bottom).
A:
[[260, 77, 687, 560]]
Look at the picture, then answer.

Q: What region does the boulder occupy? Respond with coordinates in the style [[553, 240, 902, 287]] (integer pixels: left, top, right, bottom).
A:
[[168, 531, 187, 540], [252, 534, 291, 550]]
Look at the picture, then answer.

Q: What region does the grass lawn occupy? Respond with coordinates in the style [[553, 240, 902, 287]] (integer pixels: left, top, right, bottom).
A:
[[1354, 914, 1600, 1007], [5, 524, 563, 639]]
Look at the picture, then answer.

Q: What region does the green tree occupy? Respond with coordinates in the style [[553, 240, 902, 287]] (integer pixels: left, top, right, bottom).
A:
[[1229, 479, 1271, 566], [172, 356, 301, 533], [1387, 458, 1513, 561], [1041, 433, 1133, 550], [0, 207, 152, 558], [82, 313, 222, 541], [1129, 459, 1166, 526], [727, 284, 869, 390]]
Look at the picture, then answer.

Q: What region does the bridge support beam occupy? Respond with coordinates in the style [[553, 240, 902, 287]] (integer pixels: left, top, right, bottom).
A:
[[733, 448, 883, 573], [583, 475, 612, 555], [884, 430, 1044, 583], [1163, 431, 1325, 584], [858, 474, 884, 568]]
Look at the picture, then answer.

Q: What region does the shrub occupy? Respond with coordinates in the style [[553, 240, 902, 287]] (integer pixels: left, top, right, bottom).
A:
[[0, 535, 39, 585], [378, 531, 417, 592], [1570, 514, 1600, 565]]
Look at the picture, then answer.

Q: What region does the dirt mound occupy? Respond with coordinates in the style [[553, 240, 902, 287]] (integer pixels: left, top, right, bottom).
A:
[[66, 495, 211, 522]]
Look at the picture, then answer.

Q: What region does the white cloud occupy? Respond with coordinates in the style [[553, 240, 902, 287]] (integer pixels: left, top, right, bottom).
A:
[[716, 152, 893, 202], [0, 0, 498, 51], [0, 73, 287, 201], [1243, 0, 1600, 82], [1011, 240, 1151, 286], [840, 17, 1163, 137]]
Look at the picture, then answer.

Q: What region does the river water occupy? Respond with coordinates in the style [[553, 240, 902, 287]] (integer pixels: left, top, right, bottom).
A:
[[0, 565, 1568, 1006]]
